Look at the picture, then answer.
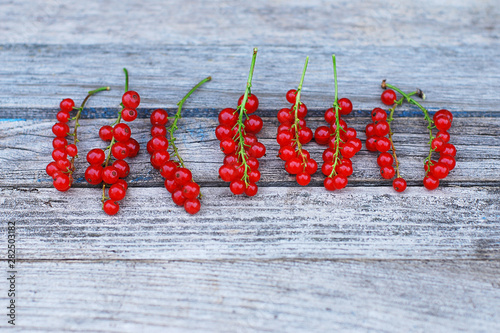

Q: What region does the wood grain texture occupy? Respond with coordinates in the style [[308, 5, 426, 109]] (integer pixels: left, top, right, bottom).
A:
[[1, 187, 498, 260], [0, 44, 499, 112], [0, 117, 498, 188], [6, 260, 500, 332]]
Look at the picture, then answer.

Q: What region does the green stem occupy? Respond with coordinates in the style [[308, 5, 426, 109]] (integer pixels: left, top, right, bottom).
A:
[[169, 76, 212, 168], [123, 68, 129, 92], [383, 81, 435, 169], [235, 48, 258, 186], [291, 57, 309, 169], [328, 54, 344, 178]]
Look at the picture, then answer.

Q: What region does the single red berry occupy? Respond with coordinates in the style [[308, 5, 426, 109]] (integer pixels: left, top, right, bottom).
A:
[[340, 143, 356, 159], [223, 154, 239, 166], [436, 131, 450, 143], [277, 123, 292, 134], [381, 89, 397, 105], [238, 94, 259, 114], [52, 148, 67, 161], [111, 142, 130, 160], [85, 165, 103, 185], [247, 157, 259, 170], [324, 108, 336, 124], [151, 125, 167, 137], [314, 126, 331, 145], [392, 178, 407, 192], [277, 145, 294, 161], [286, 89, 297, 104], [433, 109, 453, 123], [285, 158, 302, 175], [366, 137, 378, 152], [376, 137, 391, 152], [125, 138, 140, 158], [244, 114, 263, 134], [423, 175, 439, 190], [174, 168, 192, 185], [329, 119, 348, 133], [424, 160, 438, 173], [324, 177, 336, 191], [66, 144, 78, 157], [160, 161, 179, 179], [441, 143, 456, 157], [296, 172, 311, 186], [109, 183, 127, 201], [333, 175, 348, 190], [103, 200, 120, 215], [184, 198, 201, 214], [345, 127, 357, 140], [220, 138, 236, 155], [52, 122, 70, 137], [113, 123, 131, 142], [430, 162, 449, 179], [165, 179, 181, 193], [172, 189, 187, 206], [121, 108, 138, 122], [115, 179, 128, 191], [338, 98, 353, 115], [57, 111, 71, 123], [248, 142, 266, 158], [46, 162, 59, 177], [298, 127, 313, 144], [301, 149, 310, 160], [230, 180, 246, 195], [150, 109, 169, 126], [365, 123, 376, 138], [56, 159, 72, 172], [371, 108, 387, 122], [150, 136, 169, 152], [380, 166, 395, 179], [52, 137, 68, 149], [243, 134, 258, 147], [215, 125, 232, 141], [112, 160, 130, 178], [335, 162, 353, 177], [248, 170, 261, 183], [277, 130, 293, 146], [244, 183, 258, 196], [305, 159, 318, 175], [431, 137, 445, 152], [438, 154, 456, 171], [182, 182, 200, 199], [347, 138, 362, 153], [99, 125, 113, 141], [122, 91, 141, 109], [295, 103, 308, 119], [374, 120, 390, 137], [377, 152, 394, 167], [53, 174, 71, 191], [234, 165, 245, 180], [434, 115, 452, 131], [219, 164, 236, 182], [60, 98, 75, 112], [150, 150, 170, 169], [218, 108, 238, 127], [277, 108, 294, 124], [102, 166, 119, 184]]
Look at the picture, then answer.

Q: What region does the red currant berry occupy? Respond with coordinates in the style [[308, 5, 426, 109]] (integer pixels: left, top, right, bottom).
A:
[[99, 125, 113, 141], [340, 143, 356, 159], [277, 108, 294, 124], [431, 137, 445, 152], [366, 137, 378, 152], [322, 148, 335, 162], [150, 109, 169, 126], [150, 150, 170, 169], [112, 160, 130, 178], [52, 148, 67, 161], [324, 108, 336, 124], [85, 165, 103, 185], [377, 152, 394, 167], [230, 180, 246, 195], [365, 123, 376, 138], [324, 177, 336, 191], [286, 89, 297, 104], [125, 138, 140, 158], [223, 154, 239, 166], [220, 138, 236, 154], [438, 155, 456, 171], [109, 183, 126, 201], [277, 130, 293, 146], [219, 164, 236, 182], [423, 175, 439, 190], [60, 98, 75, 112], [184, 198, 201, 214], [243, 134, 258, 146], [215, 125, 232, 141], [436, 131, 450, 143], [434, 115, 452, 131], [122, 91, 141, 109], [248, 170, 261, 183], [347, 138, 362, 153], [56, 159, 72, 172], [52, 137, 68, 149], [165, 179, 181, 193], [433, 109, 453, 123], [46, 162, 59, 177], [278, 145, 295, 161], [430, 162, 449, 179], [345, 127, 357, 140], [52, 122, 70, 137], [381, 89, 397, 105], [392, 178, 407, 192], [172, 189, 187, 206], [160, 161, 179, 179], [277, 123, 292, 134], [285, 157, 302, 174], [238, 94, 259, 114], [150, 136, 169, 152], [121, 108, 138, 122], [376, 137, 391, 152], [314, 126, 331, 145], [374, 120, 390, 137], [380, 165, 395, 179], [298, 127, 313, 144], [111, 142, 130, 160], [151, 125, 167, 137], [441, 144, 456, 157], [113, 123, 131, 142], [248, 142, 266, 158], [247, 157, 259, 170], [338, 98, 353, 115], [174, 168, 192, 185], [295, 103, 308, 119], [336, 162, 353, 177], [371, 108, 387, 122], [244, 114, 263, 134], [244, 183, 258, 197], [102, 166, 119, 184], [103, 200, 120, 215], [66, 144, 78, 157], [218, 108, 238, 127], [57, 111, 71, 123], [305, 159, 318, 175], [296, 172, 311, 186], [115, 179, 128, 191], [182, 182, 200, 199], [333, 175, 348, 189], [53, 174, 71, 191]]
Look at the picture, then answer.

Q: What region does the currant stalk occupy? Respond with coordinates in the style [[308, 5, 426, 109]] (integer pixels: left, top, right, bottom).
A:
[[234, 47, 258, 186], [328, 54, 344, 178], [291, 57, 309, 167]]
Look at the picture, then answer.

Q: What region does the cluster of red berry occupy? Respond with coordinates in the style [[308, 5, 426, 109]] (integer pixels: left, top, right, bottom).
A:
[[277, 58, 318, 186], [315, 56, 362, 191], [85, 69, 141, 215], [146, 76, 210, 214], [46, 87, 109, 191], [217, 48, 266, 196]]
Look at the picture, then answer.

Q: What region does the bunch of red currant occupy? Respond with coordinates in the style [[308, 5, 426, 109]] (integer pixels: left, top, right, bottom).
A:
[[277, 57, 318, 186], [85, 69, 141, 215], [46, 87, 109, 191], [216, 48, 266, 196], [147, 77, 211, 214], [315, 55, 361, 191]]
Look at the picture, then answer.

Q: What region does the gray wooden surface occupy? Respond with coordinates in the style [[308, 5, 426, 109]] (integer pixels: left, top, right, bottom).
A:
[[1, 0, 500, 332]]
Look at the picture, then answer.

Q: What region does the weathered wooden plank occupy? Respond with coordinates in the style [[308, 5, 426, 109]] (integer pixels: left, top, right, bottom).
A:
[[1, 0, 498, 47], [0, 117, 498, 188], [0, 44, 499, 113], [1, 187, 498, 260], [7, 259, 500, 332]]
